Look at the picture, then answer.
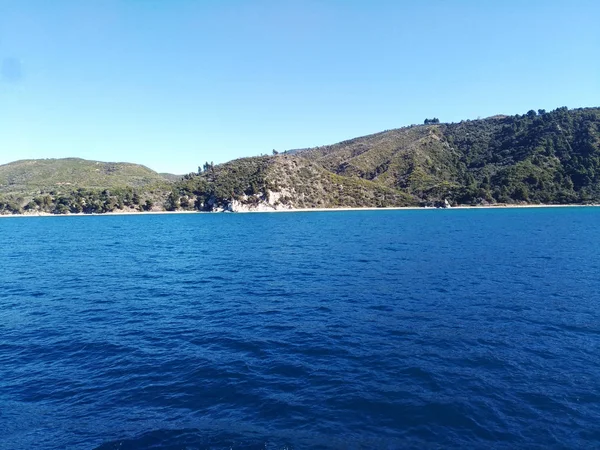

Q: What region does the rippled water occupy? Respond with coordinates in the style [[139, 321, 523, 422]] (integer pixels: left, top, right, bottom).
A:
[[1, 209, 599, 449]]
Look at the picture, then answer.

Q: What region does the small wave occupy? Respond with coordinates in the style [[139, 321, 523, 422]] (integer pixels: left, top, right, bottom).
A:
[[94, 428, 287, 450]]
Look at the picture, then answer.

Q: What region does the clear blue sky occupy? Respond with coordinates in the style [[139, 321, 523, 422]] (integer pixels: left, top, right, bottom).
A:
[[1, 0, 599, 174]]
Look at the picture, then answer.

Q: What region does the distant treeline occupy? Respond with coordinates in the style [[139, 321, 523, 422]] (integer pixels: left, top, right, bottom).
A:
[[0, 188, 156, 215], [443, 107, 600, 204]]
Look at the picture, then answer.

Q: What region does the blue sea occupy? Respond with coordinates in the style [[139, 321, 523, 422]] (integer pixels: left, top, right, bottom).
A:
[[1, 208, 599, 449]]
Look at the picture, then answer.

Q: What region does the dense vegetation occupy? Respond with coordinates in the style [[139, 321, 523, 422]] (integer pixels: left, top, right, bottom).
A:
[[0, 188, 158, 214], [298, 106, 600, 206], [443, 107, 600, 204], [1, 106, 599, 215], [0, 158, 175, 214], [0, 158, 172, 192]]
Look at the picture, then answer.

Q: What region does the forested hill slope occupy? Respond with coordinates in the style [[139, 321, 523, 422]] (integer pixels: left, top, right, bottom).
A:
[[1, 106, 599, 215], [0, 158, 172, 193], [171, 106, 600, 211], [0, 158, 175, 214], [297, 107, 600, 205], [442, 107, 600, 204]]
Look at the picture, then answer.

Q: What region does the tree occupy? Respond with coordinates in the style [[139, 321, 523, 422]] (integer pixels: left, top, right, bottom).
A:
[[164, 192, 180, 211], [142, 199, 154, 211], [424, 118, 440, 125], [54, 204, 70, 214]]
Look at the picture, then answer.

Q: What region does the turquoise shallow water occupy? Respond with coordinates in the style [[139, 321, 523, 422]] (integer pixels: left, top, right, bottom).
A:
[[1, 208, 599, 449]]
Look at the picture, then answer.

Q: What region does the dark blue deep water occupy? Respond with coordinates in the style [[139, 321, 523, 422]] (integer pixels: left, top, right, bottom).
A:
[[1, 208, 600, 449]]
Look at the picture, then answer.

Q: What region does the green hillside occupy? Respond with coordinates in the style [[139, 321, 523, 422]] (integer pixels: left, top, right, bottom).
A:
[[168, 106, 600, 211], [172, 155, 415, 211], [0, 158, 170, 193], [1, 106, 599, 215], [0, 158, 173, 214], [299, 125, 464, 202], [297, 107, 600, 205]]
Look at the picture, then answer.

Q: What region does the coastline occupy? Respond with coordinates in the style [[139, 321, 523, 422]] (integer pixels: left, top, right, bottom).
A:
[[0, 210, 203, 218], [0, 203, 598, 218], [233, 204, 599, 213]]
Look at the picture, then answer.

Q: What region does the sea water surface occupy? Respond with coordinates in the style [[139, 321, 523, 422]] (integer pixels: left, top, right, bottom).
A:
[[1, 208, 599, 449]]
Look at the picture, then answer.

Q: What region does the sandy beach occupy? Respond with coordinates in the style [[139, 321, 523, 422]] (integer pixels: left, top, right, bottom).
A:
[[1, 203, 598, 218], [231, 204, 599, 214]]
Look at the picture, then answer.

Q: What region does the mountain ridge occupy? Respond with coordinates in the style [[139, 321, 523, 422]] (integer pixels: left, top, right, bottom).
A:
[[0, 157, 175, 191], [1, 106, 599, 214]]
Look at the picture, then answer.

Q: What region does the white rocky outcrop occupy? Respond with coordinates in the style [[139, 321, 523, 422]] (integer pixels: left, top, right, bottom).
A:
[[222, 189, 294, 212]]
